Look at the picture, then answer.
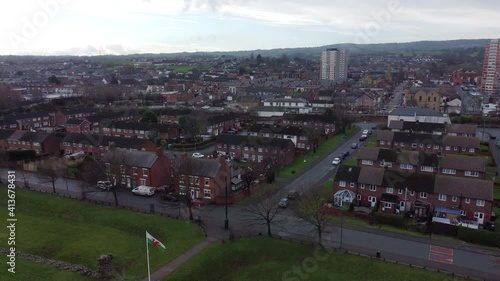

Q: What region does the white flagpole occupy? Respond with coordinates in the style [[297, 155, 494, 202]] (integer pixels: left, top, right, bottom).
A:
[[146, 231, 151, 281]]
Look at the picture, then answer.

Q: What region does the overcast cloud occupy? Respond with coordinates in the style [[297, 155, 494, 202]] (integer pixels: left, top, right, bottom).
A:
[[0, 0, 498, 55]]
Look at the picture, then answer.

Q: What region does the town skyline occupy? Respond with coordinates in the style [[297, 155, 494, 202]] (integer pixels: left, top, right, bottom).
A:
[[1, 0, 499, 56]]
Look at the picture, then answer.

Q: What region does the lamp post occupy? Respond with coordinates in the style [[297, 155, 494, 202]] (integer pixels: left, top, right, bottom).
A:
[[224, 175, 229, 230]]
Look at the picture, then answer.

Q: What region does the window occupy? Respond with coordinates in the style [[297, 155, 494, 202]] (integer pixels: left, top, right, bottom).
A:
[[204, 178, 210, 186], [350, 182, 355, 188], [121, 176, 126, 184], [380, 141, 385, 145], [258, 148, 263, 152], [420, 166, 433, 172], [427, 144, 431, 148], [400, 143, 405, 147], [452, 196, 457, 202], [386, 187, 393, 194], [468, 148, 475, 153], [142, 168, 148, 177], [419, 143, 423, 148], [179, 186, 186, 195], [476, 199, 485, 207], [361, 160, 373, 165], [453, 146, 458, 151], [132, 167, 137, 175], [231, 145, 235, 149], [465, 197, 471, 204], [410, 190, 415, 196], [360, 184, 365, 189], [398, 189, 403, 194], [243, 154, 249, 159], [105, 163, 110, 172], [411, 143, 417, 148], [465, 171, 479, 177], [244, 147, 249, 151], [368, 196, 377, 203], [258, 155, 263, 162], [434, 145, 439, 150], [339, 181, 346, 187], [460, 210, 466, 216], [140, 178, 146, 185], [442, 168, 456, 175], [474, 212, 484, 219], [445, 146, 451, 151], [369, 185, 377, 191], [438, 194, 447, 201], [384, 202, 392, 208], [204, 189, 211, 199], [400, 164, 413, 170], [194, 177, 199, 185]]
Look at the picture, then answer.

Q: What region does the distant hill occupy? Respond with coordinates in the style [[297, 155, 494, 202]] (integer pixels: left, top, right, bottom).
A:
[[0, 39, 490, 60]]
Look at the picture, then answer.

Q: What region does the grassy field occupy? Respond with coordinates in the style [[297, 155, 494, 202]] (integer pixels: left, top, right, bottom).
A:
[[163, 236, 464, 281], [364, 133, 378, 147], [0, 188, 204, 281], [168, 64, 212, 73], [277, 127, 358, 178], [0, 258, 95, 281]]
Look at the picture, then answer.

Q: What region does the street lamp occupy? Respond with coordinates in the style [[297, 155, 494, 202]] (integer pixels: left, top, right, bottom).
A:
[[224, 176, 229, 230]]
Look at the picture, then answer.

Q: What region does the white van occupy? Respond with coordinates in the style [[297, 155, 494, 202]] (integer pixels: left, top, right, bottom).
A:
[[132, 185, 155, 197]]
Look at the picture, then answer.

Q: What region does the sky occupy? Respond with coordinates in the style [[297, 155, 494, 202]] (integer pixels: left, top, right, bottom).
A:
[[0, 0, 499, 56]]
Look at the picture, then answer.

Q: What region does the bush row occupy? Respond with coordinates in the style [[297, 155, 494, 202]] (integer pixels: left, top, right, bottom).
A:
[[374, 212, 405, 228], [457, 227, 500, 248]]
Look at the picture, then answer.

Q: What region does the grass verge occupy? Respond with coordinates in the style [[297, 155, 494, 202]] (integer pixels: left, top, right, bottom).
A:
[[0, 188, 204, 280], [277, 127, 358, 178], [163, 236, 465, 281], [0, 258, 95, 281]]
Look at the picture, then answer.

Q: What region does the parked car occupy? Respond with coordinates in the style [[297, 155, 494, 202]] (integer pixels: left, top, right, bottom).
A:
[[368, 130, 373, 135], [351, 143, 358, 149], [192, 152, 204, 158], [359, 134, 368, 141], [287, 190, 300, 200], [362, 129, 369, 135], [490, 135, 497, 140], [160, 192, 178, 202], [332, 157, 341, 165], [344, 151, 350, 157], [225, 129, 238, 135], [132, 185, 155, 197], [338, 152, 346, 160], [191, 198, 205, 206], [279, 198, 289, 208], [497, 140, 500, 149], [97, 181, 112, 190]]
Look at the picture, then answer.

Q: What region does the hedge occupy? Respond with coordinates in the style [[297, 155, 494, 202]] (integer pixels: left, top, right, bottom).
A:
[[457, 227, 500, 248], [374, 212, 405, 228]]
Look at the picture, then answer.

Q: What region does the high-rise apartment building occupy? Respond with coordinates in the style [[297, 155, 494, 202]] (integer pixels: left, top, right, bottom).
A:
[[320, 48, 348, 82], [481, 39, 500, 95]]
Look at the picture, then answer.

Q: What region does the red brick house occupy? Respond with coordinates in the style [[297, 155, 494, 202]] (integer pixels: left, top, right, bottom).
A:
[[388, 120, 445, 135], [7, 131, 62, 154], [247, 124, 316, 151], [280, 114, 336, 135], [103, 148, 173, 189], [377, 131, 479, 155], [215, 134, 295, 167], [86, 110, 140, 133], [52, 107, 96, 126], [445, 124, 477, 137], [61, 133, 157, 159], [100, 121, 180, 140], [1, 112, 53, 130], [65, 119, 91, 133], [333, 165, 493, 224], [0, 129, 15, 149], [206, 114, 243, 136], [175, 156, 232, 204]]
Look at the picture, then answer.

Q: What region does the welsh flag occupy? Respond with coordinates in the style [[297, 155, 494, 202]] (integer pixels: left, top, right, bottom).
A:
[[146, 231, 166, 251]]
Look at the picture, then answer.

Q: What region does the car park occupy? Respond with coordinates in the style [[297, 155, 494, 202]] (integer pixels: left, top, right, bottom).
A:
[[332, 157, 341, 165], [279, 198, 289, 208], [192, 152, 204, 158], [132, 185, 155, 197], [97, 181, 112, 190], [160, 192, 178, 202]]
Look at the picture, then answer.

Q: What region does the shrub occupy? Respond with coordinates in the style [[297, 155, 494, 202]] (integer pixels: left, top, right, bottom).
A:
[[374, 212, 405, 228], [457, 227, 500, 247]]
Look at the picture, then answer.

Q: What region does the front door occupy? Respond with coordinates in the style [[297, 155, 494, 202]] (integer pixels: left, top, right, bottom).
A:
[[475, 212, 484, 224], [126, 177, 131, 188], [190, 188, 200, 199]]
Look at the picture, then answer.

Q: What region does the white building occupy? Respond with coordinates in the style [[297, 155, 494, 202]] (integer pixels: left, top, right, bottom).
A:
[[388, 108, 451, 126]]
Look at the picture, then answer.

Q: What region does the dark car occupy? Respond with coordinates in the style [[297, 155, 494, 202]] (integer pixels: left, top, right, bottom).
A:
[[338, 152, 346, 159], [490, 135, 497, 140], [344, 151, 350, 157], [160, 192, 178, 202], [226, 129, 238, 135]]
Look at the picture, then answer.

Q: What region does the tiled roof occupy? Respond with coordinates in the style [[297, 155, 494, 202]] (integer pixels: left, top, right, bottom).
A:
[[445, 124, 477, 135], [334, 165, 361, 183], [439, 155, 486, 172], [215, 134, 294, 149], [434, 175, 492, 201], [357, 166, 385, 185], [103, 149, 158, 168]]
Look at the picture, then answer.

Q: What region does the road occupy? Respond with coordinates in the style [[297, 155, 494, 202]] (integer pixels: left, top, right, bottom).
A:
[[2, 123, 500, 280], [455, 85, 481, 113], [384, 81, 406, 113]]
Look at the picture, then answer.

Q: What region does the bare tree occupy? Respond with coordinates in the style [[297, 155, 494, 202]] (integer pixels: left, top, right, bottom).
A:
[[295, 188, 332, 246], [242, 185, 285, 237], [304, 127, 323, 153], [172, 156, 206, 221], [101, 148, 136, 206], [38, 160, 67, 193], [240, 162, 258, 196]]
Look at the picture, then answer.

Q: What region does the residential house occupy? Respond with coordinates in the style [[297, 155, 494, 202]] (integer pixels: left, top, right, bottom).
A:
[[103, 148, 172, 189], [247, 124, 313, 150], [0, 129, 15, 149], [176, 156, 232, 204], [445, 124, 477, 137], [206, 114, 243, 136], [438, 154, 486, 179], [64, 119, 92, 133], [60, 133, 157, 159], [214, 134, 295, 167], [388, 108, 451, 126], [7, 131, 62, 154], [100, 121, 180, 140], [388, 120, 444, 135], [280, 114, 336, 135], [52, 107, 96, 126]]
